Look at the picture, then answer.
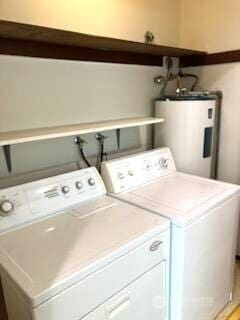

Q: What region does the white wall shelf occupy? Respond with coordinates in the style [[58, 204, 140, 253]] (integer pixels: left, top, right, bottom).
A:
[[0, 117, 164, 172], [0, 117, 164, 146]]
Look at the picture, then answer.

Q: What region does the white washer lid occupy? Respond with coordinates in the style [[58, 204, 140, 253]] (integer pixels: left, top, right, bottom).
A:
[[118, 173, 240, 227], [0, 196, 168, 308]]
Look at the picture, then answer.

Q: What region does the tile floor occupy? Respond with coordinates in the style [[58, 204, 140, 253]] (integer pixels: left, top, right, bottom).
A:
[[215, 261, 240, 319]]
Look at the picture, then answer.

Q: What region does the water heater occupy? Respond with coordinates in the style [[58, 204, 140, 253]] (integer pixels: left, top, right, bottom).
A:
[[154, 96, 218, 178]]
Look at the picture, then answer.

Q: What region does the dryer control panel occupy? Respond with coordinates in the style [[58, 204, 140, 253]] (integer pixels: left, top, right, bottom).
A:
[[0, 167, 106, 233], [101, 147, 176, 193]]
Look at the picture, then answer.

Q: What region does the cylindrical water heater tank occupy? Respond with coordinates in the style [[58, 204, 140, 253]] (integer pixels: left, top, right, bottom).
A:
[[154, 96, 218, 179]]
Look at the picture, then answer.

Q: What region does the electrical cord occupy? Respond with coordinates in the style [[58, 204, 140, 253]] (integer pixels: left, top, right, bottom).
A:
[[178, 69, 199, 91]]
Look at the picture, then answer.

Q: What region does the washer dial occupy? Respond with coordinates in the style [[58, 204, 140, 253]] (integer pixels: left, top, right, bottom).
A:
[[62, 186, 70, 194], [76, 181, 83, 190]]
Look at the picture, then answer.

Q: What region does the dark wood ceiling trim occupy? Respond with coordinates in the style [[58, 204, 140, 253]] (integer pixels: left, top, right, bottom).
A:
[[0, 20, 206, 66], [180, 50, 240, 67], [0, 20, 206, 57], [0, 37, 163, 66]]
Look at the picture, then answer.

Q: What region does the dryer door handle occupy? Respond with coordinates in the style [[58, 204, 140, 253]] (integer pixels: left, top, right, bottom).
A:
[[106, 293, 130, 319]]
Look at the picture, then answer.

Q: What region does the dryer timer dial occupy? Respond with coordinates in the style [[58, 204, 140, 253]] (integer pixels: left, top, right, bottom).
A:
[[159, 158, 169, 169], [0, 200, 14, 216]]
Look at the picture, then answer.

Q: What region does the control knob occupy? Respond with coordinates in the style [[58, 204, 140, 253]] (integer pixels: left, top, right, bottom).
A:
[[0, 200, 14, 216], [128, 170, 134, 176], [88, 178, 96, 186], [62, 185, 70, 194], [159, 158, 169, 169], [118, 172, 125, 180], [76, 181, 83, 190], [145, 163, 151, 171]]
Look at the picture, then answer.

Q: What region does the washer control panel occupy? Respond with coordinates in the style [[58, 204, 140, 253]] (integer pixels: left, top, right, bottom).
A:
[[101, 147, 176, 193], [0, 167, 106, 233]]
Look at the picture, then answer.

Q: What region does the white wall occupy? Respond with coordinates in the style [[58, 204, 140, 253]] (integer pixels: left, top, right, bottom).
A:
[[183, 63, 240, 184], [0, 0, 181, 46], [0, 55, 165, 181]]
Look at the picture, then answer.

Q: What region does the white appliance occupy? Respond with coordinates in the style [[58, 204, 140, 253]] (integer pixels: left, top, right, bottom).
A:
[[154, 97, 217, 178], [0, 167, 170, 320], [101, 148, 240, 320]]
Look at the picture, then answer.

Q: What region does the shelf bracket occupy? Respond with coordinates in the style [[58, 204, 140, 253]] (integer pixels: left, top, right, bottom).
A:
[[3, 145, 12, 173], [116, 128, 121, 149]]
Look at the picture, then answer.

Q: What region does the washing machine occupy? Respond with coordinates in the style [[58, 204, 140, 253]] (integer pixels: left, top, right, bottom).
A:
[[0, 167, 170, 320], [101, 147, 240, 320]]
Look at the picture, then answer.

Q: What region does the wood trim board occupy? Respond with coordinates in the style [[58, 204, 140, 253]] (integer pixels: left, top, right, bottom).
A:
[[0, 20, 206, 66], [180, 50, 240, 67], [0, 37, 164, 66]]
